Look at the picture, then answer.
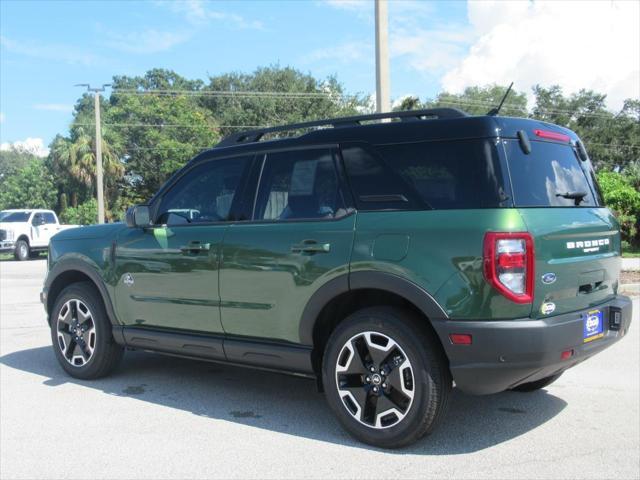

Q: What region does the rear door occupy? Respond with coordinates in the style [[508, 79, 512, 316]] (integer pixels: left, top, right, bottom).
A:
[[219, 147, 355, 344], [504, 138, 620, 319]]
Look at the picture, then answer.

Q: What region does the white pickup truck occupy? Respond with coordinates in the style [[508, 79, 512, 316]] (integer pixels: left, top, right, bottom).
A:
[[0, 209, 78, 261]]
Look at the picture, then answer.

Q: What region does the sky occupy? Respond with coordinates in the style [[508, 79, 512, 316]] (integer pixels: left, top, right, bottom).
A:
[[1, 0, 638, 157]]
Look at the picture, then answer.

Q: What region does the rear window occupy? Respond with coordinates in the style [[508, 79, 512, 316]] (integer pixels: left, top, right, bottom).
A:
[[505, 140, 599, 207], [342, 139, 509, 210]]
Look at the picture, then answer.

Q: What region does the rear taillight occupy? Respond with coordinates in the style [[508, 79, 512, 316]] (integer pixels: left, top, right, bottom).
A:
[[483, 232, 534, 304]]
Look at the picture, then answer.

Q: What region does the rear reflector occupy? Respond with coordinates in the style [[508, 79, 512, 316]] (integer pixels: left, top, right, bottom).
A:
[[449, 334, 472, 345], [561, 349, 574, 360], [534, 129, 571, 142]]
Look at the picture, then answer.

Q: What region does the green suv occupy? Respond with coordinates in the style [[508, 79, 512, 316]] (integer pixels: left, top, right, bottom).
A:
[[42, 108, 633, 448]]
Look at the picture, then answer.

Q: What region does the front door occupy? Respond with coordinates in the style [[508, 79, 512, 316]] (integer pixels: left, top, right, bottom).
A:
[[220, 147, 355, 344], [114, 155, 253, 334]]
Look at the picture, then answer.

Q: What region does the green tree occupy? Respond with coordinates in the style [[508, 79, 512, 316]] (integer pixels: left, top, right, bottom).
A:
[[0, 160, 56, 210], [201, 66, 370, 138], [430, 84, 528, 117], [597, 171, 640, 246], [0, 148, 38, 183]]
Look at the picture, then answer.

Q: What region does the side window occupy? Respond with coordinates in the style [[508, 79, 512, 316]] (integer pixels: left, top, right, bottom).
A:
[[32, 213, 44, 226], [254, 149, 343, 221], [43, 212, 57, 224], [156, 156, 250, 225], [376, 140, 507, 209], [340, 144, 424, 211]]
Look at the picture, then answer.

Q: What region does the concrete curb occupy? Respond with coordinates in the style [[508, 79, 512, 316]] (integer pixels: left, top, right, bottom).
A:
[[620, 283, 640, 296]]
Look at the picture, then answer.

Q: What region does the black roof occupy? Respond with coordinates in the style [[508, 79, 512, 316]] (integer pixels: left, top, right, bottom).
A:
[[196, 108, 579, 162]]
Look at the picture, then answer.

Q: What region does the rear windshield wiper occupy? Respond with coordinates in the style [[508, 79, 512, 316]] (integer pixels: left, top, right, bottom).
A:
[[556, 191, 588, 205]]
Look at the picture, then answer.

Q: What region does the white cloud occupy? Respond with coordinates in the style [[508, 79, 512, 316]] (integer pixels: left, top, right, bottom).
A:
[[0, 138, 49, 158], [157, 0, 264, 29], [0, 35, 102, 66], [104, 28, 191, 54], [441, 0, 640, 110], [33, 104, 73, 113]]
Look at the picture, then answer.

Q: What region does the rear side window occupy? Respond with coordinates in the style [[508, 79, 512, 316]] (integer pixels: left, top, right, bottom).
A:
[[505, 140, 599, 207], [343, 139, 508, 210], [253, 149, 344, 221], [43, 212, 56, 224]]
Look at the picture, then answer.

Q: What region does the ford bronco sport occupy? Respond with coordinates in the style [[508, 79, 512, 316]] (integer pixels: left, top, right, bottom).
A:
[[42, 108, 633, 448]]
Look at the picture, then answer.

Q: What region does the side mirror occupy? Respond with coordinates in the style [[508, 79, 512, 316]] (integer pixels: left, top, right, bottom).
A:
[[126, 205, 151, 228]]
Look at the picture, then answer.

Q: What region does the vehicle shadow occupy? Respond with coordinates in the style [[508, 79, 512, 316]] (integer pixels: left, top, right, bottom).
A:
[[0, 346, 567, 454]]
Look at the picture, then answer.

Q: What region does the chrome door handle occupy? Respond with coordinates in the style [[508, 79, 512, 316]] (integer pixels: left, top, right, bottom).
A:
[[180, 242, 211, 254], [291, 240, 331, 254]]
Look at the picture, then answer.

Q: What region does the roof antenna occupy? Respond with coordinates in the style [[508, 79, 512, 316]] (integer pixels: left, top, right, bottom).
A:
[[487, 82, 514, 116]]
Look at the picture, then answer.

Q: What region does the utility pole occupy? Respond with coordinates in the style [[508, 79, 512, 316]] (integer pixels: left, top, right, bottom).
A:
[[75, 83, 111, 224], [375, 0, 390, 114]]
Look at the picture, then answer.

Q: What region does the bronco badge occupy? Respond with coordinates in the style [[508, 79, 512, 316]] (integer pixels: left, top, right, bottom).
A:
[[123, 273, 134, 287]]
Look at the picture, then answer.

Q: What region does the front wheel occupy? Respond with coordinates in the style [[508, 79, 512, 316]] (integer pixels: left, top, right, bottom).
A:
[[14, 240, 30, 261], [50, 282, 124, 379], [322, 306, 451, 448]]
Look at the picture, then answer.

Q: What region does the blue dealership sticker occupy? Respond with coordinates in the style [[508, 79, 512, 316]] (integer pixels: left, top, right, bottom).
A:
[[583, 309, 604, 343]]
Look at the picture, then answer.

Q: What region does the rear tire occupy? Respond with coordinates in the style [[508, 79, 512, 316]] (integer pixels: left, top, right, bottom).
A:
[[50, 282, 124, 379], [14, 240, 30, 261], [511, 373, 563, 392], [322, 306, 451, 448]]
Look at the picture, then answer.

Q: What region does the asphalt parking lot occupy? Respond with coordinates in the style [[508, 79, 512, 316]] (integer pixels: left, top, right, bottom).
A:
[[1, 259, 638, 479]]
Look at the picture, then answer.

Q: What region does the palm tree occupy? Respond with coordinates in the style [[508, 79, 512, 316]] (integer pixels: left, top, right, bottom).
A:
[[49, 128, 124, 214]]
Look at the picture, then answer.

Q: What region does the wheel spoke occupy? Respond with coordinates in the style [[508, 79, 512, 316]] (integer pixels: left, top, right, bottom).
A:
[[76, 301, 93, 326], [58, 330, 76, 359]]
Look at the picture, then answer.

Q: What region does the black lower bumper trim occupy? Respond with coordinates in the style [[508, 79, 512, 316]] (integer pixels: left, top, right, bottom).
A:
[[431, 295, 633, 395]]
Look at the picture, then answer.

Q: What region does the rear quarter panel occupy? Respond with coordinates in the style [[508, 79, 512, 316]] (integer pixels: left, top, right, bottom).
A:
[[351, 209, 533, 320]]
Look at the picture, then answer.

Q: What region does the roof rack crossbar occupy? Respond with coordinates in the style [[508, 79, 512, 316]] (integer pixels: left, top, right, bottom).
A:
[[217, 107, 468, 147]]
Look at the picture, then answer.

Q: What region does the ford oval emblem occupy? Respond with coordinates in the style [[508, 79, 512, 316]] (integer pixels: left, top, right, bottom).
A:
[[541, 273, 557, 284]]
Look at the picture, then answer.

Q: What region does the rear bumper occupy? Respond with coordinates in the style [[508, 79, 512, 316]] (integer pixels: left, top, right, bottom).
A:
[[431, 296, 633, 395], [0, 241, 15, 253]]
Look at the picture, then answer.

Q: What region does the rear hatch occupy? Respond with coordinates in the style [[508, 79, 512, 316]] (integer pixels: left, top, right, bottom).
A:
[[503, 136, 621, 319]]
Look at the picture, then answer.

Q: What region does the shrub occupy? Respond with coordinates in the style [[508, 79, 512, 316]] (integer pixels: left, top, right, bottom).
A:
[[60, 198, 98, 225], [597, 171, 640, 245]]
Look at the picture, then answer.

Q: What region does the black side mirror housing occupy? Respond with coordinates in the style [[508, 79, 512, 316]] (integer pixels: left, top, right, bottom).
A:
[[126, 205, 151, 228]]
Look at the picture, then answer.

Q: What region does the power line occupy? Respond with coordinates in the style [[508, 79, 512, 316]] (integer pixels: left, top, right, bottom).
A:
[[111, 89, 343, 99]]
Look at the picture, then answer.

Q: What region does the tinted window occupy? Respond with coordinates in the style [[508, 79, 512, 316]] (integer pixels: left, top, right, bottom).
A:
[[254, 149, 343, 221], [0, 211, 30, 222], [505, 140, 598, 207], [32, 213, 44, 225], [43, 212, 57, 224], [157, 156, 250, 225], [341, 144, 424, 210], [345, 139, 508, 210]]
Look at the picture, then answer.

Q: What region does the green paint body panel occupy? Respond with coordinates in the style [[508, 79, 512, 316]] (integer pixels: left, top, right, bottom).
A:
[[113, 225, 226, 334], [219, 215, 355, 343], [352, 209, 532, 320]]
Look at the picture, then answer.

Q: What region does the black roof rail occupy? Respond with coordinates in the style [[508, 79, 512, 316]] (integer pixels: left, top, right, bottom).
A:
[[216, 107, 468, 147]]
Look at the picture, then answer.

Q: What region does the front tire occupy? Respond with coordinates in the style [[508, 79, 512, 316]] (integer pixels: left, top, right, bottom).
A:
[[322, 306, 451, 448], [14, 240, 30, 261], [50, 282, 124, 379]]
